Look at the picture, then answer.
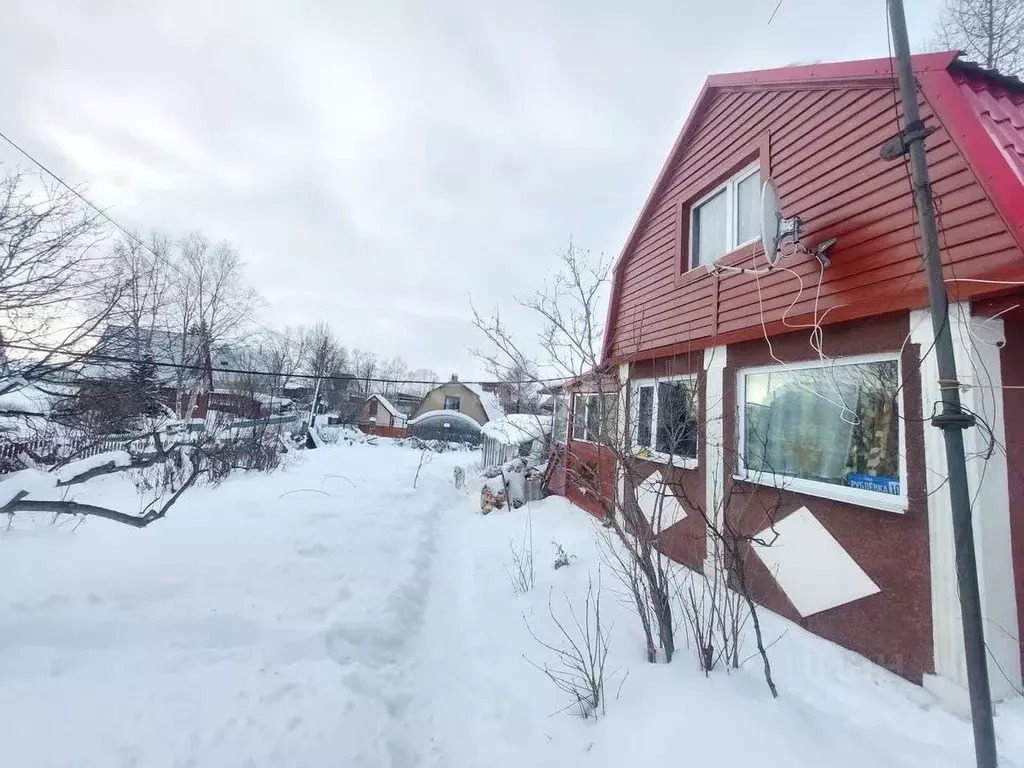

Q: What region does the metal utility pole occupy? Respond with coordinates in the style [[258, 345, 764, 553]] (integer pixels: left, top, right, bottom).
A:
[[886, 2, 997, 766]]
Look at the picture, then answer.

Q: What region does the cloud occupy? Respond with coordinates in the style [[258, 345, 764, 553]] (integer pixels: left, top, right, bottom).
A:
[[0, 0, 943, 375]]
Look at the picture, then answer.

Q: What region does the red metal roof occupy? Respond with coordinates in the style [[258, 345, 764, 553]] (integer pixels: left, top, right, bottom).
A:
[[952, 69, 1024, 184], [601, 52, 1024, 362]]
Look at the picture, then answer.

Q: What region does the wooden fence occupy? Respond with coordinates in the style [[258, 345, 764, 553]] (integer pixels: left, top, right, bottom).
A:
[[358, 424, 408, 439]]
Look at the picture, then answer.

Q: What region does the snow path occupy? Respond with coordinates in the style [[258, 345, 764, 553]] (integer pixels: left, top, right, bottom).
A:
[[0, 443, 468, 767]]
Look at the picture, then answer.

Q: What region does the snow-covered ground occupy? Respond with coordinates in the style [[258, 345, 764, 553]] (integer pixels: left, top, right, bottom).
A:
[[1, 441, 1022, 767]]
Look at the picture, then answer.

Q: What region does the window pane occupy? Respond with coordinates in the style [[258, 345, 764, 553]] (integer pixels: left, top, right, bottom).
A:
[[743, 360, 901, 495], [443, 395, 460, 410], [601, 394, 618, 445], [736, 172, 760, 245], [553, 396, 568, 443], [692, 190, 727, 267], [637, 386, 653, 448], [655, 381, 698, 458], [572, 395, 586, 440], [585, 394, 600, 442]]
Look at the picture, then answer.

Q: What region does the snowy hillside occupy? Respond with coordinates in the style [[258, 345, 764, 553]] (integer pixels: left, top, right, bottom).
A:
[[0, 441, 1021, 767]]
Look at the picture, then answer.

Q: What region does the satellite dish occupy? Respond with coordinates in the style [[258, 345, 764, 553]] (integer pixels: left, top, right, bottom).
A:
[[760, 179, 802, 267], [760, 179, 782, 266]]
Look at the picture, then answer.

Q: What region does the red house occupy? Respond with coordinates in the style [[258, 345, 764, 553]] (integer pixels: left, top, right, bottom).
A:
[[557, 52, 1024, 705]]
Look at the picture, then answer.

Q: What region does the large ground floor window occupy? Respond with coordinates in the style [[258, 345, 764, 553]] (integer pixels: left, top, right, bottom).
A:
[[738, 354, 905, 511]]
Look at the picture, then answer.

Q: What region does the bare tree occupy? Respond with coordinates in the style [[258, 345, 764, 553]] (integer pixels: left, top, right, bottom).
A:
[[473, 241, 781, 696], [349, 349, 378, 399], [935, 0, 1024, 74], [298, 321, 353, 436], [160, 232, 259, 418], [377, 355, 408, 397], [103, 231, 171, 332], [405, 368, 440, 397], [0, 166, 118, 435]]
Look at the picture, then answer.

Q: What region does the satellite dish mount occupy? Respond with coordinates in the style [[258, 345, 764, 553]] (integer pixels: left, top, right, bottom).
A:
[[760, 179, 804, 268]]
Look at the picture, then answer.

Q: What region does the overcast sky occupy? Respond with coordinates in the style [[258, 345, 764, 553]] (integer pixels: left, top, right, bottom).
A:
[[0, 0, 943, 378]]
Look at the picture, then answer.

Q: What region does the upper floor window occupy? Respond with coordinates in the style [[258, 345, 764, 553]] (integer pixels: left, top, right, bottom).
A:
[[443, 395, 461, 410], [690, 163, 760, 269]]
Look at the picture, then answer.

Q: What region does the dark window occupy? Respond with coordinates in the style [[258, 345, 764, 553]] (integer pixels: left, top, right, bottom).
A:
[[636, 386, 653, 448], [655, 381, 698, 459], [443, 395, 461, 411], [585, 394, 601, 442], [571, 395, 586, 440]]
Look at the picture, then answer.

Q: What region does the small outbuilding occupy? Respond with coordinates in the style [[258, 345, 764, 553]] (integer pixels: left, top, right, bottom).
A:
[[480, 414, 552, 468], [358, 394, 409, 429]]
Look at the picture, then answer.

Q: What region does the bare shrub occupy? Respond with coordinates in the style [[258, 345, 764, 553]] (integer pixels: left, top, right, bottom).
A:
[[505, 513, 535, 595], [675, 565, 749, 674], [525, 576, 610, 718], [552, 540, 573, 570]]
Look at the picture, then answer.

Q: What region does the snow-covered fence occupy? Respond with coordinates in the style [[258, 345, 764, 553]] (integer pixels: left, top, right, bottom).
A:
[[0, 435, 141, 472], [0, 415, 294, 475]]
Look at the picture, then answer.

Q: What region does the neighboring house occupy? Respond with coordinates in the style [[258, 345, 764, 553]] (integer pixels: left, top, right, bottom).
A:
[[83, 326, 294, 421], [408, 375, 504, 425], [555, 52, 1024, 702], [82, 326, 209, 419], [359, 393, 408, 429]]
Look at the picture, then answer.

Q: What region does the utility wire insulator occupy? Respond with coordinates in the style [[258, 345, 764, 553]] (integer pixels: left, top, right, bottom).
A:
[[931, 409, 977, 430]]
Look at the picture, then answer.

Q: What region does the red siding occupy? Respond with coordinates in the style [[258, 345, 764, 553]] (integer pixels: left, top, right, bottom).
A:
[[563, 439, 615, 520], [608, 82, 1024, 362]]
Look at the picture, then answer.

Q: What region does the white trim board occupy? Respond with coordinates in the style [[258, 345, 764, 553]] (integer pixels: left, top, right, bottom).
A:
[[911, 304, 1021, 701]]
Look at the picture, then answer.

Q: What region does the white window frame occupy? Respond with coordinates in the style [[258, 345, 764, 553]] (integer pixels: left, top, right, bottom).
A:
[[689, 162, 760, 270], [735, 352, 908, 514], [629, 374, 699, 469], [552, 394, 569, 445], [571, 392, 617, 445]]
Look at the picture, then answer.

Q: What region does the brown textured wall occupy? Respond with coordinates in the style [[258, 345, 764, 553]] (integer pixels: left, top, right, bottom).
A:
[[721, 312, 932, 682], [564, 438, 615, 520]]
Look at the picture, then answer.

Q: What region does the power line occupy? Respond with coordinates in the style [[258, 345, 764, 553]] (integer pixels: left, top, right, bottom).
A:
[[0, 127, 289, 343], [2, 341, 567, 387]]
